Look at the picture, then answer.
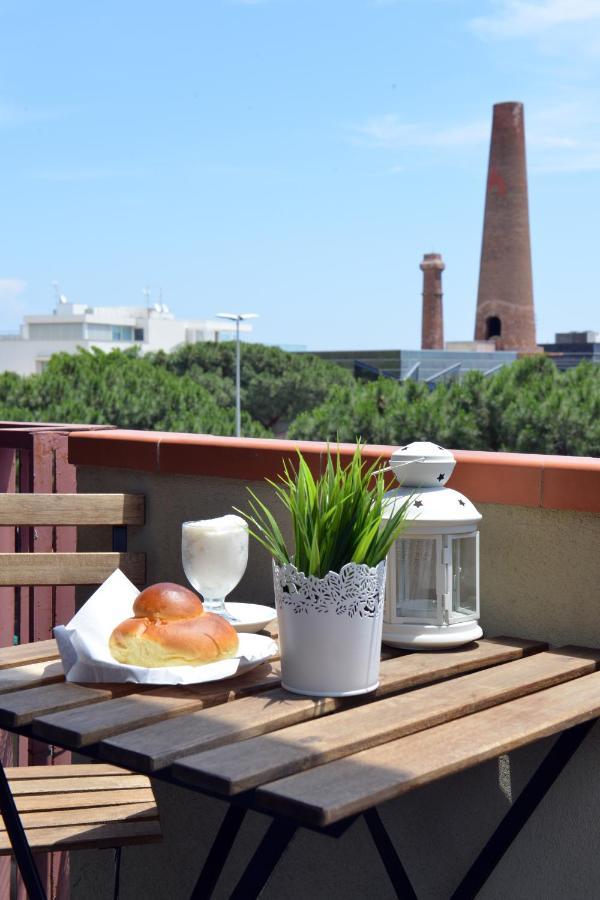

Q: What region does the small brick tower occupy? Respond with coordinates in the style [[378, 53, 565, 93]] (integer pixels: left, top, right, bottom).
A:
[[475, 102, 536, 351], [420, 252, 445, 350]]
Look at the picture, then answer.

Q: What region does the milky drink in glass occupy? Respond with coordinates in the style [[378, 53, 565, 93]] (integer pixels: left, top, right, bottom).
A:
[[182, 515, 248, 618]]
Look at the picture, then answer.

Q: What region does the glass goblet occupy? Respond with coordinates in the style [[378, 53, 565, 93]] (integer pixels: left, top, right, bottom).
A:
[[181, 515, 248, 621]]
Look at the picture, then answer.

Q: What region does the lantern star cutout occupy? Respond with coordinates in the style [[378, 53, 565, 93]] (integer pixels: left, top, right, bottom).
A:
[[458, 499, 465, 506], [413, 500, 423, 508], [437, 473, 445, 482]]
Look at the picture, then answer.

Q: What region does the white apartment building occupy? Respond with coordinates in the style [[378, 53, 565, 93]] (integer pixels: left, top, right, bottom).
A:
[[0, 300, 252, 375]]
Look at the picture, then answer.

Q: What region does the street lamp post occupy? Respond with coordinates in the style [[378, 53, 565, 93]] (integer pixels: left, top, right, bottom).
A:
[[216, 312, 259, 437]]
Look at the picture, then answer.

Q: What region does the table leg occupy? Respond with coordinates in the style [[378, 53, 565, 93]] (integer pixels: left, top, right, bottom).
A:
[[451, 719, 598, 900], [364, 808, 418, 900], [227, 817, 298, 900], [189, 805, 247, 900], [0, 761, 47, 900]]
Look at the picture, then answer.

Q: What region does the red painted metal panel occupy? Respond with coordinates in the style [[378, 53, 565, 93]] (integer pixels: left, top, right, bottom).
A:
[[0, 450, 16, 898], [31, 434, 55, 645], [51, 436, 76, 629], [0, 424, 113, 899], [0, 449, 16, 647]]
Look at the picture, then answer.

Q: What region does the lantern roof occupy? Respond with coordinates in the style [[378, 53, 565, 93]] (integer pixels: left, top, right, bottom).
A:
[[390, 441, 456, 488], [384, 442, 480, 531], [382, 485, 481, 529]]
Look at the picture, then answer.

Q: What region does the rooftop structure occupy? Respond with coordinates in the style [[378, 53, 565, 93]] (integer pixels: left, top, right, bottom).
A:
[[310, 347, 517, 383], [475, 102, 537, 351], [420, 253, 445, 350], [0, 299, 253, 375], [541, 332, 600, 371]]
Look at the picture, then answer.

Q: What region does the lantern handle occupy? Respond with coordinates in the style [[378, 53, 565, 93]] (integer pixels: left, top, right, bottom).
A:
[[373, 456, 427, 477]]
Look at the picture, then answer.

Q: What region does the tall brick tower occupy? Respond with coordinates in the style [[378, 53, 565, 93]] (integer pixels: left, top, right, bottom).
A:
[[475, 102, 536, 351], [420, 252, 445, 350]]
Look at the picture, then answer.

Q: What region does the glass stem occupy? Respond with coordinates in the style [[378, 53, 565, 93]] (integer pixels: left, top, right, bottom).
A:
[[204, 596, 227, 615]]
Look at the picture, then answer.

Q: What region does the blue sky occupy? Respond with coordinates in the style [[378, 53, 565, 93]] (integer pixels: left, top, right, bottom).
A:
[[1, 0, 599, 350]]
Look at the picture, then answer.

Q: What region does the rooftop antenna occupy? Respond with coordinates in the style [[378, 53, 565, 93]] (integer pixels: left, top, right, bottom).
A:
[[142, 286, 151, 311], [52, 281, 68, 305]]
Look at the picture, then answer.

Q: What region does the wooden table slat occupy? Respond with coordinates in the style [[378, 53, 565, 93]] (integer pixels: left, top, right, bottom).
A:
[[99, 636, 547, 773], [0, 682, 143, 728], [172, 647, 600, 796], [9, 774, 151, 795], [14, 788, 155, 813], [0, 660, 64, 695], [0, 820, 162, 853], [4, 802, 157, 830], [5, 763, 142, 779], [0, 640, 59, 670], [31, 661, 282, 748], [255, 669, 600, 826]]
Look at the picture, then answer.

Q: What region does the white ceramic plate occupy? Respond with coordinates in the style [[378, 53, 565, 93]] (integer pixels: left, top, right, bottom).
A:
[[225, 602, 277, 634]]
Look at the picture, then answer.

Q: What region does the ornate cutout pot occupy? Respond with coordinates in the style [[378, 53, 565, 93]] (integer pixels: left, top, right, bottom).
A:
[[273, 559, 386, 697]]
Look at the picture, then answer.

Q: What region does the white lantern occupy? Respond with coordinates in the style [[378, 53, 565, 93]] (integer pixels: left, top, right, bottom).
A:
[[382, 442, 483, 649]]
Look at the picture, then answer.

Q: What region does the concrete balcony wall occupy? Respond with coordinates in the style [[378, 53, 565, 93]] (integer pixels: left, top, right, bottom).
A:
[[67, 432, 600, 900]]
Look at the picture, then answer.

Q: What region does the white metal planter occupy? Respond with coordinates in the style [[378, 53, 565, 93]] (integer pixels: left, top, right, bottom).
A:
[[273, 560, 386, 697]]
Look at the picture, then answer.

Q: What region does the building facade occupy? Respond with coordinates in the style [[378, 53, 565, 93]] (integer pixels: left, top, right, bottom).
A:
[[541, 332, 600, 370], [311, 347, 518, 383], [0, 301, 252, 375]]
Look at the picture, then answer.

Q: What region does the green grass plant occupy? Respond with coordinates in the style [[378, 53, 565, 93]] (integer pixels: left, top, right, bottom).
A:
[[236, 445, 411, 578]]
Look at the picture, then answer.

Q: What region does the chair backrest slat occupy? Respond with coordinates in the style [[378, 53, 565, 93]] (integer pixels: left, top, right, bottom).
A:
[[0, 553, 146, 586], [0, 494, 144, 526]]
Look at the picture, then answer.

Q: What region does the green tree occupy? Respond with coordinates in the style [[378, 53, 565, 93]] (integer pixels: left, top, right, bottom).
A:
[[151, 342, 353, 431], [0, 348, 268, 436], [289, 357, 600, 456]]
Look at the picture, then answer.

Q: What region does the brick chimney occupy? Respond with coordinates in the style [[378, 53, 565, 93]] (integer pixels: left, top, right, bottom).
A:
[[475, 102, 536, 351], [420, 253, 445, 350]]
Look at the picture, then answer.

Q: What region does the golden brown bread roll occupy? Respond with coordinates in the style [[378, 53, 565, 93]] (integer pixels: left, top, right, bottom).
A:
[[109, 582, 239, 668]]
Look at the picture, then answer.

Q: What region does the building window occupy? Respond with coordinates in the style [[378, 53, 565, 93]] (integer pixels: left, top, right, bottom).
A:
[[86, 324, 134, 342], [111, 325, 134, 341], [134, 328, 144, 341], [29, 323, 85, 340]]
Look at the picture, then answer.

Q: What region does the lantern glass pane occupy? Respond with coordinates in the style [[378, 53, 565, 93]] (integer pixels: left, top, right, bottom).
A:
[[451, 535, 477, 618], [395, 538, 438, 620]]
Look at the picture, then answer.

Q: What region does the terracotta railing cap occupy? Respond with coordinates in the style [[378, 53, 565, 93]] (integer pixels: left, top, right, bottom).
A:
[[68, 429, 600, 514]]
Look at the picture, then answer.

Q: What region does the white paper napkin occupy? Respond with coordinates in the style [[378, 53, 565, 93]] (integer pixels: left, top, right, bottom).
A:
[[54, 570, 278, 685]]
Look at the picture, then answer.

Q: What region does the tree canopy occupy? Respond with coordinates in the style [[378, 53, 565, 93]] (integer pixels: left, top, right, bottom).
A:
[[150, 342, 353, 431], [0, 344, 598, 456], [0, 347, 267, 436], [289, 355, 600, 456]]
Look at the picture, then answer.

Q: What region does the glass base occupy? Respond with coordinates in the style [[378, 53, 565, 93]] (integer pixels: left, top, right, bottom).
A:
[[203, 598, 238, 623]]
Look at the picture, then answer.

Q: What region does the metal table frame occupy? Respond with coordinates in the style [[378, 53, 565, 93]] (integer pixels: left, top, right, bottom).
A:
[[183, 719, 597, 900], [0, 708, 596, 899]]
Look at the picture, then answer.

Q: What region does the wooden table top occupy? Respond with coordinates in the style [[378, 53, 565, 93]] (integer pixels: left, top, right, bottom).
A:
[[1, 635, 600, 828]]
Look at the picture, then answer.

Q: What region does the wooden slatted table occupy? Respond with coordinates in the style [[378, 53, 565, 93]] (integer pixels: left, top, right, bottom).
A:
[[0, 635, 599, 900]]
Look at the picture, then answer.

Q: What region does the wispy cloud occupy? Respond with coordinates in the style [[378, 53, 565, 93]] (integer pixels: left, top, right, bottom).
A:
[[352, 114, 488, 149], [471, 0, 600, 39], [352, 101, 600, 173]]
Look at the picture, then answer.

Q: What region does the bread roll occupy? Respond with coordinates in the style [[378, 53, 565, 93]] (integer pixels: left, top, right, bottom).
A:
[[109, 582, 239, 668]]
